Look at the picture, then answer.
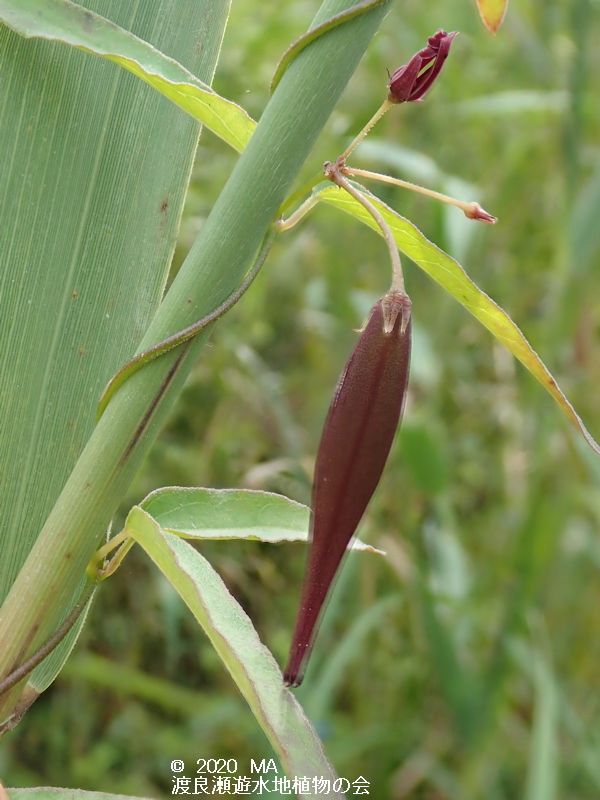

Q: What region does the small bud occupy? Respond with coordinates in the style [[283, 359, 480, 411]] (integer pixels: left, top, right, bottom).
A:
[[388, 30, 457, 104], [464, 202, 497, 224], [284, 291, 412, 687]]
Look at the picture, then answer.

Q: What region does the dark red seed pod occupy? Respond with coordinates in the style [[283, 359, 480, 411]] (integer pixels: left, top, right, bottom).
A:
[[284, 290, 412, 687]]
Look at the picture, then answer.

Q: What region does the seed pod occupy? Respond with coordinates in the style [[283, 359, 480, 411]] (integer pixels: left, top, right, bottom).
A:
[[284, 290, 412, 687]]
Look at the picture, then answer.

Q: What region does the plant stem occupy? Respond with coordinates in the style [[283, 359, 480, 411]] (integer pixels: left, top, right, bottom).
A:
[[0, 581, 96, 698], [97, 231, 275, 420], [87, 528, 134, 580], [325, 161, 405, 292], [277, 171, 325, 218], [342, 166, 497, 222], [277, 194, 321, 231], [0, 0, 393, 724], [337, 98, 393, 164], [0, 525, 135, 699]]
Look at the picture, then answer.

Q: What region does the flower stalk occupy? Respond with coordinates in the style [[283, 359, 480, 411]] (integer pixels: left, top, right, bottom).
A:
[[342, 166, 497, 223], [324, 160, 405, 292], [337, 98, 394, 164], [284, 28, 462, 687], [337, 30, 458, 166]]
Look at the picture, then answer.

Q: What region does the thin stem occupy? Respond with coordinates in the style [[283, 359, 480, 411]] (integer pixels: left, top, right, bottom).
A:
[[99, 538, 134, 579], [277, 193, 321, 231], [342, 166, 497, 222], [337, 98, 393, 164], [325, 161, 405, 292], [277, 171, 324, 218], [277, 98, 392, 219], [0, 580, 96, 697], [91, 528, 129, 565], [0, 526, 136, 696], [87, 528, 134, 580], [0, 0, 396, 725], [0, 519, 138, 697]]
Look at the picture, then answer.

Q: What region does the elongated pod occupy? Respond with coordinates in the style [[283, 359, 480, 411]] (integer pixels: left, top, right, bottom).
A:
[[284, 290, 411, 686]]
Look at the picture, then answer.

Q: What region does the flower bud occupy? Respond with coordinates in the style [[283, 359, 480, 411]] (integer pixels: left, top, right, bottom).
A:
[[388, 30, 457, 104], [284, 291, 412, 687], [464, 201, 497, 224]]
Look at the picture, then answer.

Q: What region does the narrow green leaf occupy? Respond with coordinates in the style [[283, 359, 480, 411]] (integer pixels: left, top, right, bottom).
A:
[[420, 581, 481, 742], [570, 158, 600, 274], [317, 185, 600, 455], [0, 0, 256, 152], [62, 652, 226, 717], [139, 487, 384, 552], [0, 0, 392, 723], [475, 0, 509, 33], [125, 505, 344, 795], [525, 654, 559, 800], [304, 595, 398, 720], [0, 0, 229, 698]]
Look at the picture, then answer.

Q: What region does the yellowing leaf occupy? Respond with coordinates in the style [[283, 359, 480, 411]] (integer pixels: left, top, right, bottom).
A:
[[317, 185, 600, 456], [0, 0, 256, 152], [475, 0, 509, 34]]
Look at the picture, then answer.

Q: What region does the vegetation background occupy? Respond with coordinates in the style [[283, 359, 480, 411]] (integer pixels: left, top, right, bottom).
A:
[[2, 0, 600, 797]]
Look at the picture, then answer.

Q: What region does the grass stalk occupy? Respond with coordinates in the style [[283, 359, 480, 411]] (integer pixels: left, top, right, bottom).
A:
[[0, 0, 392, 723]]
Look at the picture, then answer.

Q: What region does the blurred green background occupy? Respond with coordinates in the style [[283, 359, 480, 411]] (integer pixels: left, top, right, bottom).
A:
[[3, 0, 600, 797]]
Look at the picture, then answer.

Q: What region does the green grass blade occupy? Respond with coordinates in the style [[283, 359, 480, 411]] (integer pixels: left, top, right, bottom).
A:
[[317, 184, 600, 455], [0, 0, 229, 696], [570, 159, 600, 274], [0, 0, 392, 724], [126, 505, 344, 795], [0, 0, 256, 152], [525, 653, 559, 800], [303, 595, 398, 721]]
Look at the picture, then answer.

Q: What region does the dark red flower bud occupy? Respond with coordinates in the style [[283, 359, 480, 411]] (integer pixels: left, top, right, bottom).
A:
[[388, 30, 457, 104], [284, 291, 412, 687]]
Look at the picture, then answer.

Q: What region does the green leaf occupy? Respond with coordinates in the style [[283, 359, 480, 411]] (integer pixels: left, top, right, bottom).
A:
[[0, 0, 392, 723], [125, 505, 344, 794], [570, 159, 600, 274], [317, 185, 600, 456], [139, 487, 384, 552], [475, 0, 509, 33], [525, 654, 559, 800], [270, 0, 388, 93], [0, 0, 229, 694], [0, 0, 256, 152]]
